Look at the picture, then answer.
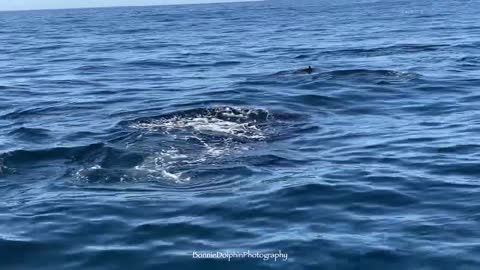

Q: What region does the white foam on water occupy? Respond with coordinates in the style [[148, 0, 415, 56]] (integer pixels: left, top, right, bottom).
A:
[[125, 107, 272, 183], [75, 165, 103, 182], [76, 165, 101, 175], [130, 107, 271, 140], [131, 116, 266, 140], [134, 150, 191, 184]]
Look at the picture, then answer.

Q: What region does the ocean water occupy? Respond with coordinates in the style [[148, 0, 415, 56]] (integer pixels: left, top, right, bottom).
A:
[[1, 0, 480, 269]]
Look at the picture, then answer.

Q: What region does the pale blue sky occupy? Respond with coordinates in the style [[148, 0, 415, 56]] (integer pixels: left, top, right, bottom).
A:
[[0, 0, 252, 11]]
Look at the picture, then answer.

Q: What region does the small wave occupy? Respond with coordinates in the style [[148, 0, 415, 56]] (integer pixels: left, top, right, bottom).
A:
[[314, 69, 420, 82], [124, 59, 178, 68], [0, 143, 154, 184], [7, 67, 41, 74], [210, 60, 242, 66], [273, 67, 418, 82], [124, 59, 241, 69], [75, 165, 173, 184], [295, 54, 311, 59], [321, 44, 448, 58], [457, 56, 480, 66], [113, 27, 153, 34], [0, 143, 104, 165], [289, 94, 346, 108], [1, 107, 59, 120], [16, 45, 65, 54], [72, 64, 111, 72], [8, 127, 51, 142]]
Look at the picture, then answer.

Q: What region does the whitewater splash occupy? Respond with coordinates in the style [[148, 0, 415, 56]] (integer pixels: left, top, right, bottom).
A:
[[127, 107, 273, 183], [130, 107, 271, 140]]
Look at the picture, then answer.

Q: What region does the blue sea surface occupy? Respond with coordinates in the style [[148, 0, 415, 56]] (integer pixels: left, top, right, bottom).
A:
[[1, 0, 480, 269]]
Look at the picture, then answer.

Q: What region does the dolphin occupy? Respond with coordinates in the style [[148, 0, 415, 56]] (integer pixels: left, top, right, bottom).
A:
[[297, 66, 314, 74]]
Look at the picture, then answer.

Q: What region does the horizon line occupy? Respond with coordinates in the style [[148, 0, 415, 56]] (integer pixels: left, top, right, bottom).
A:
[[0, 0, 263, 13]]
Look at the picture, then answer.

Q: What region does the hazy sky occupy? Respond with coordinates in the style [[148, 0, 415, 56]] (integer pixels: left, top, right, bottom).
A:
[[0, 0, 250, 11]]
